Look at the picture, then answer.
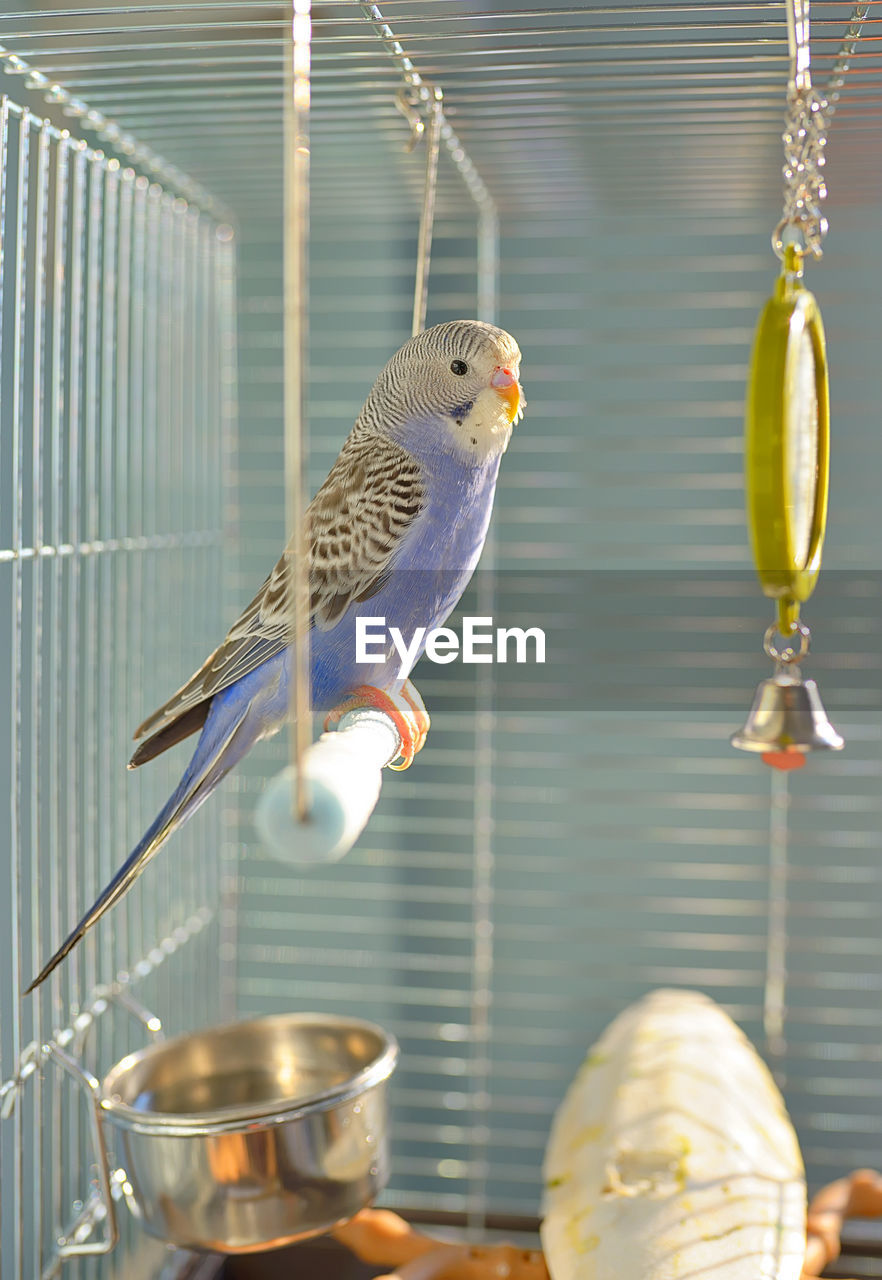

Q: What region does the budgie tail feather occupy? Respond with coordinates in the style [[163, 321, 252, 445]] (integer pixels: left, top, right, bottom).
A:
[[25, 694, 254, 992]]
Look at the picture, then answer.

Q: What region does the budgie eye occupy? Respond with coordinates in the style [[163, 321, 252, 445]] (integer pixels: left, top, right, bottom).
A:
[[450, 359, 468, 376]]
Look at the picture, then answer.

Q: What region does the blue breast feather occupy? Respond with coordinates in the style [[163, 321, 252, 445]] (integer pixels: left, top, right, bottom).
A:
[[312, 445, 502, 707], [216, 446, 503, 728]]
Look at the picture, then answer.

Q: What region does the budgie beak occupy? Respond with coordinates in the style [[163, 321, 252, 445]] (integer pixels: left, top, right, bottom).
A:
[[490, 366, 525, 424]]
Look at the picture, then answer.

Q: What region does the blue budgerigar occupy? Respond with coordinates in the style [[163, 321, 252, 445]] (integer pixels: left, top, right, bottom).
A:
[[28, 320, 524, 991]]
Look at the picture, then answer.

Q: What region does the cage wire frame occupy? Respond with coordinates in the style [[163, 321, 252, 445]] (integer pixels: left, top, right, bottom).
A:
[[0, 80, 239, 1278], [0, 1, 507, 1271], [4, 2, 882, 1278]]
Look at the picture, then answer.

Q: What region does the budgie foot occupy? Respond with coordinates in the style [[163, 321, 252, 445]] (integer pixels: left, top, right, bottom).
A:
[[324, 680, 430, 770]]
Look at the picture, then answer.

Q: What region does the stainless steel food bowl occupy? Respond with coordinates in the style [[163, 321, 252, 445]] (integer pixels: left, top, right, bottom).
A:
[[98, 1012, 398, 1254]]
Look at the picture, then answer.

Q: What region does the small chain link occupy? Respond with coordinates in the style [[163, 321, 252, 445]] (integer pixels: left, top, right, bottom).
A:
[[773, 1, 871, 262], [825, 2, 872, 118], [773, 83, 829, 261], [764, 620, 811, 665]]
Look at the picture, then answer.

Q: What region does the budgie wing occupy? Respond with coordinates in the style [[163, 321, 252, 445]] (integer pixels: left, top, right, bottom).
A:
[[131, 437, 424, 759]]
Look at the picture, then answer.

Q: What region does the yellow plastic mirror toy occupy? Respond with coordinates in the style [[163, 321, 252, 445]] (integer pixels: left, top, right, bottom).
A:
[[731, 0, 868, 769]]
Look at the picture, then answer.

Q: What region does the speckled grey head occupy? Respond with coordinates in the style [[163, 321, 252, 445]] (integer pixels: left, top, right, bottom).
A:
[[358, 319, 525, 461]]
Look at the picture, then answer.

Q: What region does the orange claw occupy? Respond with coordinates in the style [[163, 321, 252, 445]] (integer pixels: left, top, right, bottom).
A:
[[323, 681, 430, 770], [399, 678, 430, 756]]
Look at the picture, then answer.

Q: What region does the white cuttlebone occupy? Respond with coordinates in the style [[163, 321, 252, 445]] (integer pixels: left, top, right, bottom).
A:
[[541, 989, 806, 1280]]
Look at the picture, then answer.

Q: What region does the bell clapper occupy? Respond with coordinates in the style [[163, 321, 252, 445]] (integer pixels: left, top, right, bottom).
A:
[[762, 621, 806, 770], [761, 749, 806, 772]]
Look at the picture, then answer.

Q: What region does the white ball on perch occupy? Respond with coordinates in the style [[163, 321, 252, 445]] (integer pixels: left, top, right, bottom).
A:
[[254, 709, 401, 865]]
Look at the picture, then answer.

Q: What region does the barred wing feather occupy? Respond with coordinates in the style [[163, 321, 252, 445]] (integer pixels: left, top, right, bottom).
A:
[[133, 437, 423, 747]]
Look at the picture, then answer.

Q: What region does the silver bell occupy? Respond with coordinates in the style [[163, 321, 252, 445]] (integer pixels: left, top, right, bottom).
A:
[[731, 668, 844, 767]]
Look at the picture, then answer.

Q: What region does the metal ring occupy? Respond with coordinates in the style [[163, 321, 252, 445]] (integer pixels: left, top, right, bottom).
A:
[[395, 86, 429, 151], [772, 217, 808, 264], [764, 619, 811, 664]]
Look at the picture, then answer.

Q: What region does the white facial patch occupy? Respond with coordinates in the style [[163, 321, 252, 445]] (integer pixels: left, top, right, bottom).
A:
[[447, 384, 518, 461]]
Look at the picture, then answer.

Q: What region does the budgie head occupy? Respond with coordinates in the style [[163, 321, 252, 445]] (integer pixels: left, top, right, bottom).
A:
[[361, 320, 524, 463]]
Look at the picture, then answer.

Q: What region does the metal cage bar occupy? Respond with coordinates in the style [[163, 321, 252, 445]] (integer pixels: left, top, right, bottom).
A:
[[0, 97, 236, 1278]]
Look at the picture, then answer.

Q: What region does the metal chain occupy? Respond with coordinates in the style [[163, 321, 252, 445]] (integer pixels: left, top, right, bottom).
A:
[[826, 1, 873, 116], [773, 0, 871, 262], [773, 81, 829, 260]]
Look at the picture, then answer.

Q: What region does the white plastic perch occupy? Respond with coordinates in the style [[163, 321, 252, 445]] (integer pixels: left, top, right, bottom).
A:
[[255, 708, 402, 865]]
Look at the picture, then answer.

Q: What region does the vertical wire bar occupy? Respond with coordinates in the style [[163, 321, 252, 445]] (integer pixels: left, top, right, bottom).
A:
[[9, 103, 30, 1280], [165, 195, 188, 965], [149, 190, 173, 972], [466, 210, 501, 1234], [185, 209, 199, 1022], [29, 118, 50, 1278], [91, 213, 108, 1083], [171, 198, 191, 1022], [99, 161, 120, 989], [284, 0, 312, 822], [477, 208, 499, 334], [217, 224, 239, 1020], [65, 143, 87, 1225], [82, 156, 103, 1002], [138, 185, 159, 979], [764, 770, 790, 1064], [133, 183, 161, 974], [65, 141, 86, 1012], [127, 175, 148, 988], [47, 128, 70, 1261], [0, 90, 8, 1280], [112, 165, 133, 1192], [163, 192, 179, 958], [201, 214, 217, 1018], [114, 171, 133, 986], [187, 204, 198, 972], [121, 175, 140, 1113], [186, 208, 206, 1025], [203, 217, 224, 1016], [412, 96, 441, 337], [194, 214, 211, 1017]]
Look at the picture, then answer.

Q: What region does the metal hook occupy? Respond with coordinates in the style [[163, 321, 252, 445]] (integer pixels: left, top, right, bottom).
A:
[[70, 984, 164, 1060], [0, 1040, 41, 1120], [411, 85, 442, 336], [44, 1041, 119, 1258], [395, 87, 425, 153], [105, 987, 164, 1040]]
